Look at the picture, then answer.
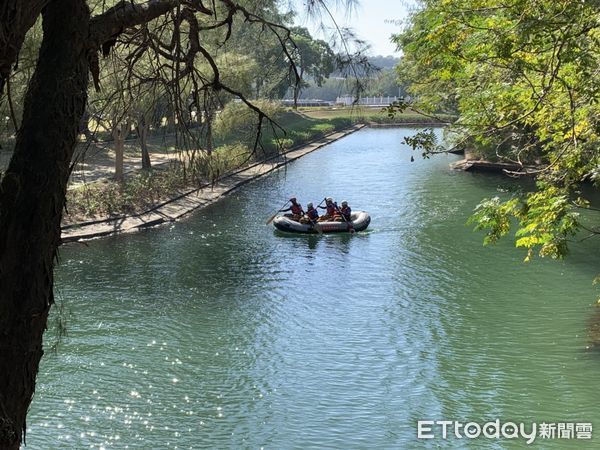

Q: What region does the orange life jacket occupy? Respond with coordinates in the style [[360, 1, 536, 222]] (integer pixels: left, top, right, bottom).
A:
[[291, 203, 303, 215]]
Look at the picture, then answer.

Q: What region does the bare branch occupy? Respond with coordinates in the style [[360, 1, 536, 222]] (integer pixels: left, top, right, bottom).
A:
[[89, 0, 212, 50]]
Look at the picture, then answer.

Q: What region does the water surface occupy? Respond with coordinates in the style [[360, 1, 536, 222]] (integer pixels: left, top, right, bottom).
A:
[[28, 127, 600, 448]]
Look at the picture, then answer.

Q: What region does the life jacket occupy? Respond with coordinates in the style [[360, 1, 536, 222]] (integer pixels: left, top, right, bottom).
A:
[[341, 206, 351, 220], [326, 203, 336, 216], [291, 203, 303, 215], [307, 208, 318, 220]]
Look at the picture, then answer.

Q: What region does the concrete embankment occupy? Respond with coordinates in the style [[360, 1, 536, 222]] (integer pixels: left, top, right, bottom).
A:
[[61, 124, 366, 243]]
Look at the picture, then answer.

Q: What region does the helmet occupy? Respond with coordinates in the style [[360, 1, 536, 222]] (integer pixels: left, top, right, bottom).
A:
[[326, 197, 333, 202], [307, 202, 313, 208], [289, 197, 297, 202], [341, 200, 348, 206]]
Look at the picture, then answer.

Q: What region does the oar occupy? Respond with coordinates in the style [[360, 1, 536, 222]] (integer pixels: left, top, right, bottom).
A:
[[313, 198, 328, 233], [335, 203, 355, 234], [306, 199, 325, 234], [308, 216, 323, 234], [266, 200, 289, 225], [317, 197, 329, 218]]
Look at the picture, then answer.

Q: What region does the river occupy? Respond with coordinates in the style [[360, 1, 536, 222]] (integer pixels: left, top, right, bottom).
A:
[[28, 127, 600, 448]]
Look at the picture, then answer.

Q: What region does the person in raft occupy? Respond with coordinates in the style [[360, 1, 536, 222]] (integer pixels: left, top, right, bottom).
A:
[[281, 197, 304, 221], [300, 202, 319, 224], [318, 197, 337, 221], [335, 200, 352, 222]]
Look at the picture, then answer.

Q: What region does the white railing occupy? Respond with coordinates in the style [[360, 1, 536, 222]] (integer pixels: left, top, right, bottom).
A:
[[335, 95, 400, 106]]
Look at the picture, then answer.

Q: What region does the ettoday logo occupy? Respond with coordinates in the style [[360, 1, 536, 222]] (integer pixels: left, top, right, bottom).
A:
[[417, 420, 592, 444]]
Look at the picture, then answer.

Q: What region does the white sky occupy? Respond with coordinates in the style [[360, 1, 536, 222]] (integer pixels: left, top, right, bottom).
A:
[[293, 0, 415, 56]]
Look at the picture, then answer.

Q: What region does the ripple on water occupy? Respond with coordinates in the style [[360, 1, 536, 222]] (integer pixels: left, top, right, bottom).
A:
[[27, 128, 600, 448]]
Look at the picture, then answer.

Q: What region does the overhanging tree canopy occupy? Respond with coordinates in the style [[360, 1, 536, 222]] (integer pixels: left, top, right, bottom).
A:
[[394, 0, 600, 261]]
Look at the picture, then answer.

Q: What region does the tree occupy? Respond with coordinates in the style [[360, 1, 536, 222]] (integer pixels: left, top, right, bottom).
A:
[[290, 27, 335, 89], [223, 2, 296, 99], [363, 69, 404, 97], [0, 1, 304, 447], [394, 0, 600, 261], [136, 108, 154, 171]]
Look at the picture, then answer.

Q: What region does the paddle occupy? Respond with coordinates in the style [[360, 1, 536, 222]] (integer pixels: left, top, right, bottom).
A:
[[305, 199, 325, 234], [317, 197, 331, 219], [313, 198, 328, 231], [335, 203, 355, 234], [266, 200, 290, 225]]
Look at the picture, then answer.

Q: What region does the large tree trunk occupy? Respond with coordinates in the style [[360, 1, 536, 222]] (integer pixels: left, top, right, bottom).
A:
[[0, 0, 90, 447]]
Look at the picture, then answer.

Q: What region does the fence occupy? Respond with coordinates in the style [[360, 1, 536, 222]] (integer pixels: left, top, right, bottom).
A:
[[335, 95, 401, 106]]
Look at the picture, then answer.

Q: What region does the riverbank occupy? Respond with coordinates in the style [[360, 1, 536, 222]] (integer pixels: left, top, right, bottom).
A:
[[299, 105, 455, 125], [451, 158, 540, 175], [61, 124, 366, 242]]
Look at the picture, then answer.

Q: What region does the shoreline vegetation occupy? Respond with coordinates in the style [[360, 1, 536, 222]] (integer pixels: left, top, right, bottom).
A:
[[61, 124, 366, 242], [58, 105, 452, 242]]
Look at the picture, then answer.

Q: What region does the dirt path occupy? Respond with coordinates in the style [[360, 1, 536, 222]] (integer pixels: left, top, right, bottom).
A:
[[69, 136, 179, 187], [1, 133, 181, 186]]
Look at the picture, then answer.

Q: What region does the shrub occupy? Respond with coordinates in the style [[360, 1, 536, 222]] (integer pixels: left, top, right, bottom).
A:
[[214, 100, 282, 145]]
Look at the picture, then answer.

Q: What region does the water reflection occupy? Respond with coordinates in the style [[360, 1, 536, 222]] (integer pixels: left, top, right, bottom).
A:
[[273, 229, 359, 253], [586, 305, 600, 352]]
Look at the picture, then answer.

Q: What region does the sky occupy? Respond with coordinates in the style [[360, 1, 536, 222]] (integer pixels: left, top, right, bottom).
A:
[[294, 0, 415, 56]]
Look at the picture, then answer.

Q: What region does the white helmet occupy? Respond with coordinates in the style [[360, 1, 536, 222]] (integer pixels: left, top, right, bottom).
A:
[[307, 202, 313, 208], [341, 200, 348, 206], [326, 197, 333, 202]]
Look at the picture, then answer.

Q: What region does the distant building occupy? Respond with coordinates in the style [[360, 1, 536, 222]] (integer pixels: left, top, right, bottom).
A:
[[335, 95, 401, 106]]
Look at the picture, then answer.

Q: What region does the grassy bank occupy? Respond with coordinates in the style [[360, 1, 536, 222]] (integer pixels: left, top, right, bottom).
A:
[[65, 109, 354, 222], [299, 106, 455, 124], [263, 111, 352, 151]]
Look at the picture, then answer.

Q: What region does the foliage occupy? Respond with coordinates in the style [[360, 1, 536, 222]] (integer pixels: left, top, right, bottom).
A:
[[468, 187, 580, 261], [395, 0, 600, 260], [290, 27, 335, 88], [66, 168, 189, 218], [368, 55, 400, 70], [215, 105, 353, 154], [192, 144, 251, 182], [267, 111, 351, 148], [214, 100, 283, 146], [295, 55, 405, 101], [403, 128, 445, 159]]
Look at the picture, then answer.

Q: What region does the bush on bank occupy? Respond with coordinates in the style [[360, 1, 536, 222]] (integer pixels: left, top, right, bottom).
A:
[[65, 107, 354, 222], [66, 168, 187, 220]]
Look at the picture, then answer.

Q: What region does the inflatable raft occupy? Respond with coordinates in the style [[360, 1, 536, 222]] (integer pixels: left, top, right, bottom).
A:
[[273, 211, 371, 234]]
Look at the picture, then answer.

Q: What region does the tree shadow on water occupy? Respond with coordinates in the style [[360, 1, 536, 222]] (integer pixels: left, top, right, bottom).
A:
[[585, 306, 600, 356]]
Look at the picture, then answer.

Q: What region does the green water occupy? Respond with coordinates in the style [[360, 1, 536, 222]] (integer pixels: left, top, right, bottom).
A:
[[28, 128, 600, 448]]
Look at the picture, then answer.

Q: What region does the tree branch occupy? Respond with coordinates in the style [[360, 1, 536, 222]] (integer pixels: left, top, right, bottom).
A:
[[0, 0, 50, 92], [89, 0, 212, 50]]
